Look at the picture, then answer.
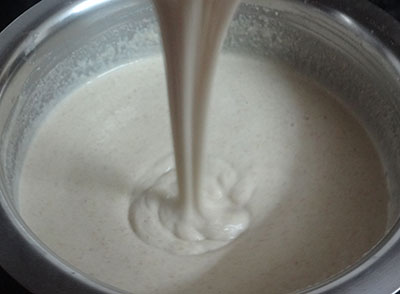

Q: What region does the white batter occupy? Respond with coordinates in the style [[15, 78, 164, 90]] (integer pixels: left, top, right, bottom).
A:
[[131, 0, 248, 255], [19, 55, 387, 294]]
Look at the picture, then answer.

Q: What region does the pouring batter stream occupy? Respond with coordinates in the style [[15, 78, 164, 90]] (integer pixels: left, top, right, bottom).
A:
[[129, 0, 254, 255]]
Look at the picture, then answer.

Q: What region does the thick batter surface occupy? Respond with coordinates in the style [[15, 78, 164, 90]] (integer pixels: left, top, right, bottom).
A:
[[19, 55, 388, 294]]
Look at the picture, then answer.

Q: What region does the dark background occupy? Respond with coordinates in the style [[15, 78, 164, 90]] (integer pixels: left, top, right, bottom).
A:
[[1, 0, 400, 293]]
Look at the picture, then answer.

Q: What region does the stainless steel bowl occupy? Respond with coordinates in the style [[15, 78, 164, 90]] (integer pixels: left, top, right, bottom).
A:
[[1, 0, 400, 293]]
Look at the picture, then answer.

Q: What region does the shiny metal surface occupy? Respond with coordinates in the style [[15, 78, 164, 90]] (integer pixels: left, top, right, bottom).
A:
[[0, 0, 400, 293]]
